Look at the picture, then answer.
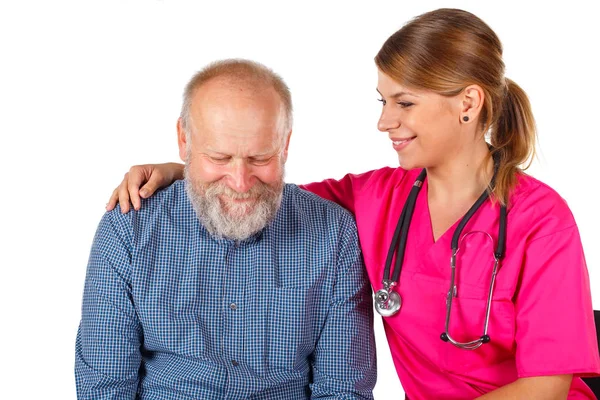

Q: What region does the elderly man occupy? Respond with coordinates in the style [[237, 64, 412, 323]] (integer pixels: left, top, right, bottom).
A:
[[75, 59, 376, 399]]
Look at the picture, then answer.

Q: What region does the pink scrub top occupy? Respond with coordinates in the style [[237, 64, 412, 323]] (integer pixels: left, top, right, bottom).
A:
[[303, 167, 600, 399]]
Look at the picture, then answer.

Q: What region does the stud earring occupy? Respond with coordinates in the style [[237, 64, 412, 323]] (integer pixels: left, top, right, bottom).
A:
[[463, 116, 469, 122]]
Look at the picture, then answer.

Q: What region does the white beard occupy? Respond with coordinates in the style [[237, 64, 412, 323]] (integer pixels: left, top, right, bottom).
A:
[[184, 165, 284, 241]]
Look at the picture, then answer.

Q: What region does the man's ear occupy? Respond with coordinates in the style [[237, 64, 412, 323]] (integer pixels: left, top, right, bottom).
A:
[[177, 118, 188, 162], [281, 130, 292, 163]]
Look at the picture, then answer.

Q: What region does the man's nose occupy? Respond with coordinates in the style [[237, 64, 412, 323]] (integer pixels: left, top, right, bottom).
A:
[[229, 161, 254, 193]]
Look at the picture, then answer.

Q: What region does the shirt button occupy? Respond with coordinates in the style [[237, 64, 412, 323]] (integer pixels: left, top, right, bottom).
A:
[[231, 360, 239, 366], [229, 303, 237, 310]]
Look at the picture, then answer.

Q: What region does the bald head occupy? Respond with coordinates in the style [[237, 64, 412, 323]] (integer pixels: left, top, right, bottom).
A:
[[180, 59, 293, 138]]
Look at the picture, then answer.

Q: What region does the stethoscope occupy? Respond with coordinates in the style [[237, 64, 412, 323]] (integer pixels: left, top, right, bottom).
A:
[[374, 168, 507, 350]]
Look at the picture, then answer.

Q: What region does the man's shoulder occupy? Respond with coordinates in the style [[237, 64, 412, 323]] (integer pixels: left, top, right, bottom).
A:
[[139, 180, 188, 212], [283, 184, 356, 227], [108, 180, 192, 229]]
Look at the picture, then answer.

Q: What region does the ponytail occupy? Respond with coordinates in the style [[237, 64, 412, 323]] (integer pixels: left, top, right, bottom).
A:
[[489, 78, 537, 205]]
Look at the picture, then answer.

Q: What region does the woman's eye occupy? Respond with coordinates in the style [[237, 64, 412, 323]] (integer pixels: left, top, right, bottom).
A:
[[397, 101, 414, 108], [377, 98, 386, 106]]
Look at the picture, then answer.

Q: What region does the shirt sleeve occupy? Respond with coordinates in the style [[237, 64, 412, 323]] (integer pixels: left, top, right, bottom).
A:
[[515, 224, 600, 378], [309, 214, 377, 399], [300, 169, 389, 215], [75, 210, 143, 399]]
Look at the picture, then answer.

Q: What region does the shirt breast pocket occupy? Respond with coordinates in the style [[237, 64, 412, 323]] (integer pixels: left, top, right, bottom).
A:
[[275, 256, 330, 289], [261, 258, 331, 374], [440, 292, 516, 372], [265, 287, 314, 374], [438, 231, 517, 371]]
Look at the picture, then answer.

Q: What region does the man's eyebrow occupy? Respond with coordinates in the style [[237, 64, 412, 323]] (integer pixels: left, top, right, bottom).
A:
[[204, 149, 278, 158], [376, 88, 419, 98], [204, 148, 229, 155], [248, 150, 279, 158]]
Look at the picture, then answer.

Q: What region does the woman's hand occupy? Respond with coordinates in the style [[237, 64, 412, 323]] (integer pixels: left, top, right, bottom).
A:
[[106, 162, 185, 213]]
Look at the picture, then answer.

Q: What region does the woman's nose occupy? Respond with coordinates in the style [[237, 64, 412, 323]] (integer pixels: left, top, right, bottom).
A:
[[377, 107, 401, 132]]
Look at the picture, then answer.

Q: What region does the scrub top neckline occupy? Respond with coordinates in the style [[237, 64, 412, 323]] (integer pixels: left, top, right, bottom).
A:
[[420, 178, 464, 246]]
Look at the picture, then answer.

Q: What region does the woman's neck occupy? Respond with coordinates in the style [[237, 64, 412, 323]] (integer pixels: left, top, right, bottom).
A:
[[426, 141, 493, 204]]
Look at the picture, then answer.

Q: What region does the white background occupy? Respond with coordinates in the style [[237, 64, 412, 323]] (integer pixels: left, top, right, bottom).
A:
[[1, 0, 598, 398]]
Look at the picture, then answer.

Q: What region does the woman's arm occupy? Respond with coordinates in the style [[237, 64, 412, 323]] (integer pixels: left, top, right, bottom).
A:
[[490, 187, 599, 398], [106, 162, 382, 215], [475, 375, 572, 399], [300, 175, 361, 215]]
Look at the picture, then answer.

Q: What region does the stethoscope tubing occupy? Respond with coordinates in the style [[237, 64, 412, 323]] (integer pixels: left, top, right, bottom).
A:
[[376, 165, 508, 350]]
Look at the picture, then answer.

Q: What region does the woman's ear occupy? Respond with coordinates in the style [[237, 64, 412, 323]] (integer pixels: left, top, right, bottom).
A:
[[460, 84, 485, 124]]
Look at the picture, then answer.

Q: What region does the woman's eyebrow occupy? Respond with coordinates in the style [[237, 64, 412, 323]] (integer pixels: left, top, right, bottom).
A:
[[376, 88, 419, 98]]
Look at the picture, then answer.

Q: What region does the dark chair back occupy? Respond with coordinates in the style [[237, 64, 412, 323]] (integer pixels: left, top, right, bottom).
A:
[[582, 310, 600, 398]]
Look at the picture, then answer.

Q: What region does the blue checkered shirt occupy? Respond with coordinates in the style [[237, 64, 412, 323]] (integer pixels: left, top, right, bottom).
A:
[[75, 181, 376, 399]]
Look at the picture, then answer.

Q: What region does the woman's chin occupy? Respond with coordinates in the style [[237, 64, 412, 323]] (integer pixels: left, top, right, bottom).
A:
[[397, 157, 423, 171]]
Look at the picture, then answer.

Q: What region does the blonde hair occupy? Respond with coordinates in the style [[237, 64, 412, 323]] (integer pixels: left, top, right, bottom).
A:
[[180, 58, 293, 138], [375, 8, 536, 205]]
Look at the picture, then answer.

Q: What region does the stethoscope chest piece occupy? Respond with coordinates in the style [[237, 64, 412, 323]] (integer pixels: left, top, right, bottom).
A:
[[374, 287, 401, 317]]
